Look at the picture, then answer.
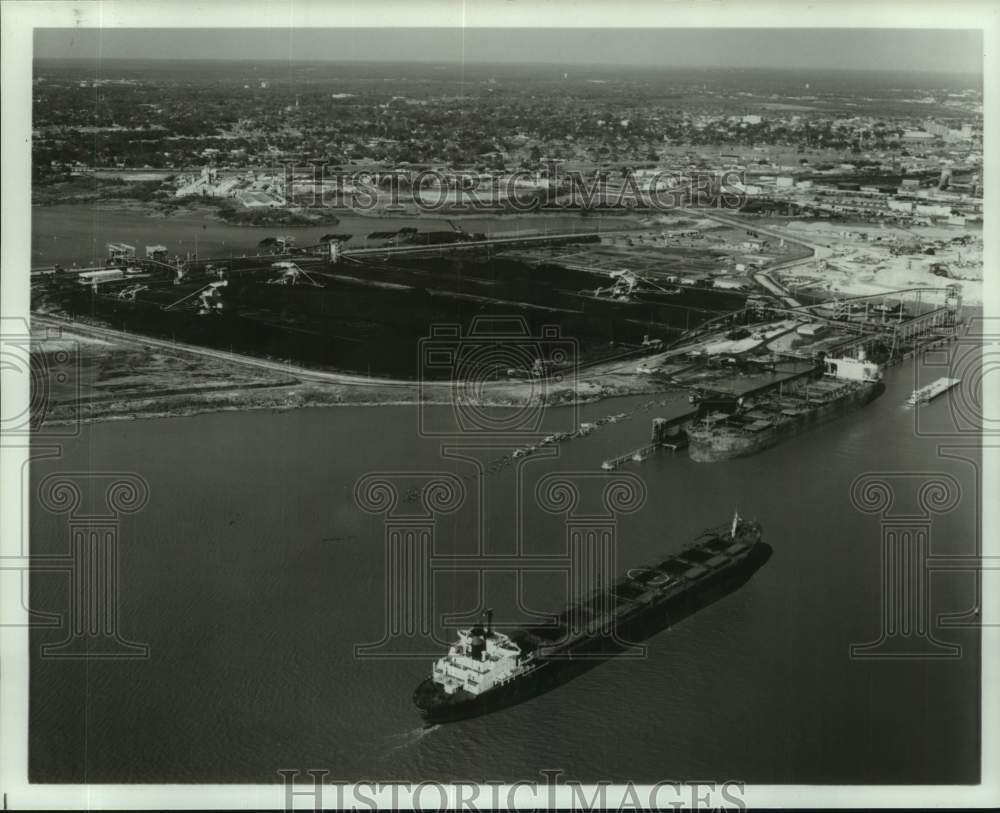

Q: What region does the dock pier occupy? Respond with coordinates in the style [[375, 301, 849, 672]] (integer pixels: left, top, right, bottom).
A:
[[600, 411, 696, 470]]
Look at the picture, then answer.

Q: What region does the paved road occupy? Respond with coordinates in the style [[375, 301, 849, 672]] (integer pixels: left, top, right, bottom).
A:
[[32, 313, 428, 389], [752, 272, 802, 308], [687, 208, 832, 261], [688, 207, 835, 308]]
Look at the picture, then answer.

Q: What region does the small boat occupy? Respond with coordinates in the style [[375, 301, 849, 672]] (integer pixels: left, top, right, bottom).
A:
[[907, 377, 961, 406]]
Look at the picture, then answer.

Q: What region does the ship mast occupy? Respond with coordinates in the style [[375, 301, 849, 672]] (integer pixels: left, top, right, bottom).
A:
[[731, 509, 741, 537]]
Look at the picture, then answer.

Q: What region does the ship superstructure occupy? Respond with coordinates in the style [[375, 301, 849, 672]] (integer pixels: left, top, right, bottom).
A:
[[431, 611, 538, 697], [821, 348, 883, 384]]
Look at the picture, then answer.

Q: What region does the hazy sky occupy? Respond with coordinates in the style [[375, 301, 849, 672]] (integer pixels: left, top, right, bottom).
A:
[[34, 28, 983, 74]]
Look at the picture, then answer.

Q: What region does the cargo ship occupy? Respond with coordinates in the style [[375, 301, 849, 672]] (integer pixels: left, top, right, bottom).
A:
[[413, 512, 769, 723], [686, 350, 885, 463]]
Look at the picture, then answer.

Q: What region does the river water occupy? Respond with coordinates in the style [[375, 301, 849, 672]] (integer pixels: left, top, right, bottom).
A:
[[30, 347, 981, 784], [30, 204, 640, 269]]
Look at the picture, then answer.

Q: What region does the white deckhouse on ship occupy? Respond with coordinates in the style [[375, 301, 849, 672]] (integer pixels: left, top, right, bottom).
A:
[[432, 611, 537, 696]]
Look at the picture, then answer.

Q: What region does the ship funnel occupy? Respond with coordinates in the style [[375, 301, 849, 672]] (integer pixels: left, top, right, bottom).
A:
[[485, 608, 494, 636], [731, 510, 740, 538]]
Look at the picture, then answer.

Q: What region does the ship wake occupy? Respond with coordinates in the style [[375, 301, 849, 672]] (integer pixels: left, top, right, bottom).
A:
[[384, 724, 440, 752]]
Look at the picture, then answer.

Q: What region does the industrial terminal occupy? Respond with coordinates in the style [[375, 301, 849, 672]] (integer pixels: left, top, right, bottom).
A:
[[20, 24, 988, 796], [31, 205, 965, 441]]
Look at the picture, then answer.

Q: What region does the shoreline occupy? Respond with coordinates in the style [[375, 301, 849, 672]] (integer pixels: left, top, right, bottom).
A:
[[39, 378, 679, 428], [32, 312, 679, 428], [39, 384, 673, 428], [31, 195, 647, 226]]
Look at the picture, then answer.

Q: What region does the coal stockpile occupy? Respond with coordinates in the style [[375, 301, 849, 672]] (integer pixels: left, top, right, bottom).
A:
[[49, 255, 746, 378], [53, 283, 376, 374], [221, 256, 746, 377]]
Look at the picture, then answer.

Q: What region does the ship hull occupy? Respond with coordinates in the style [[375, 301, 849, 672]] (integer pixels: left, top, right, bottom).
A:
[[413, 540, 772, 724], [688, 381, 885, 463]]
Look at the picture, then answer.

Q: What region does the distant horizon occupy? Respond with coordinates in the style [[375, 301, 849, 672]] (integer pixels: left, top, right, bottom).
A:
[[33, 28, 984, 75], [30, 56, 984, 79]]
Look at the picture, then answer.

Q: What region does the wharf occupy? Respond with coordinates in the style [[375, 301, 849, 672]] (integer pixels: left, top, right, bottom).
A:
[[600, 410, 696, 470]]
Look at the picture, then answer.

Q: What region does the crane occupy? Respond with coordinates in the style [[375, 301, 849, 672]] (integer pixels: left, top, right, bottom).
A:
[[116, 284, 149, 302], [163, 280, 228, 313], [265, 261, 324, 287], [593, 269, 680, 301]]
